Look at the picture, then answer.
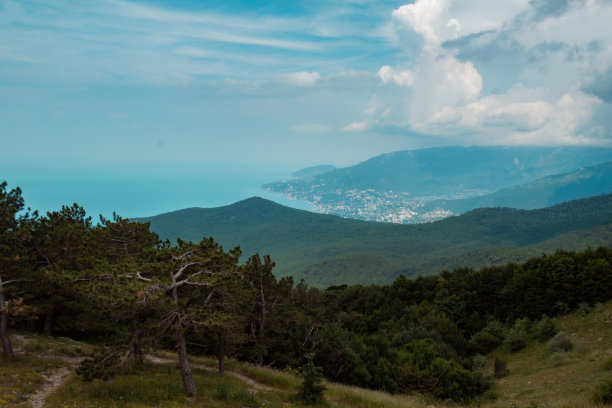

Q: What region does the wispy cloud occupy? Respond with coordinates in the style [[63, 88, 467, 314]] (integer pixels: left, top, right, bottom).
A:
[[0, 0, 395, 86], [276, 71, 321, 87], [343, 121, 367, 132]]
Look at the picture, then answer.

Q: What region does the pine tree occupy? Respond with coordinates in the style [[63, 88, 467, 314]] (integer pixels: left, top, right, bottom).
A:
[[298, 353, 326, 405]]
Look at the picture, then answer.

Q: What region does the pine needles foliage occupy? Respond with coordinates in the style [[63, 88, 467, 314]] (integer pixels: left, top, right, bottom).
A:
[[298, 353, 327, 405]]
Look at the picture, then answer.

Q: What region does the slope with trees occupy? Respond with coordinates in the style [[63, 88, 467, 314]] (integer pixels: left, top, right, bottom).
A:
[[135, 193, 612, 287], [2, 179, 612, 404]]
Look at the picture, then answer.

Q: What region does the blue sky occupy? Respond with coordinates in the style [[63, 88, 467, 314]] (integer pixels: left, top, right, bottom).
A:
[[2, 0, 612, 167], [1, 0, 612, 215]]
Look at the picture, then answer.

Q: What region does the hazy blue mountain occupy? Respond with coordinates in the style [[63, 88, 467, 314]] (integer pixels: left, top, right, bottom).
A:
[[134, 193, 612, 287], [264, 146, 612, 223], [422, 161, 612, 214], [292, 165, 336, 178]]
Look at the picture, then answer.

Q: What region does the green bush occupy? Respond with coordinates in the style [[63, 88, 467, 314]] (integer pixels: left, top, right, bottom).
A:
[[76, 352, 119, 381], [578, 302, 592, 315], [549, 352, 564, 367], [471, 354, 493, 393], [604, 357, 612, 371], [548, 332, 574, 353], [430, 357, 477, 402], [297, 354, 326, 405], [592, 378, 612, 404], [493, 357, 509, 378], [469, 329, 503, 354], [535, 314, 557, 341], [505, 318, 528, 352]]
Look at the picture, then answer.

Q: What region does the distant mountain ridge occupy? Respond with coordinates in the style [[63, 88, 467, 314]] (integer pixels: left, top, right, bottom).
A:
[[291, 165, 336, 178], [134, 193, 612, 287], [422, 161, 612, 214], [264, 146, 612, 223]]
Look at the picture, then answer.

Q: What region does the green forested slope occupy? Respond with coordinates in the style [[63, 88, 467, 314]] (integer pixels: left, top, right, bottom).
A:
[[423, 161, 612, 213], [134, 194, 612, 287]]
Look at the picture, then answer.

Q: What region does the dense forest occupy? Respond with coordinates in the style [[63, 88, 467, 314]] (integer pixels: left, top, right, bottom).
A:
[[1, 180, 612, 403]]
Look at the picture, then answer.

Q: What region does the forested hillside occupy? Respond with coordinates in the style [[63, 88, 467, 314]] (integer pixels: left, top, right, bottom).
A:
[[2, 180, 612, 404], [136, 193, 612, 287], [423, 161, 612, 213]]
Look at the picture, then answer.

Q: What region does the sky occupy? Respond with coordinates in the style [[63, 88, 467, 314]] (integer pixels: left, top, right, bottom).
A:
[[1, 0, 612, 214]]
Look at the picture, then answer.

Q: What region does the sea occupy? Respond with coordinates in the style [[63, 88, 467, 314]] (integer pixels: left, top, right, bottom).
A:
[[1, 160, 313, 220]]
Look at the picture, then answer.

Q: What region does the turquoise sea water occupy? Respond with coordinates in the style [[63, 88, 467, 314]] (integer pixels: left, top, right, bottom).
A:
[[1, 161, 312, 219]]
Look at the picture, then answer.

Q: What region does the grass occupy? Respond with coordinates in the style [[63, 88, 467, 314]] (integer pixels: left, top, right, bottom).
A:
[[20, 334, 96, 357], [45, 362, 266, 408], [0, 353, 62, 406], [4, 302, 612, 407], [45, 358, 426, 408], [55, 349, 428, 408], [485, 301, 612, 408], [0, 332, 95, 407]]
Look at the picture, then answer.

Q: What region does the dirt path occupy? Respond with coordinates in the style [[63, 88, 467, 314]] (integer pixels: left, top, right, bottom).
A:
[[12, 334, 272, 406], [145, 354, 273, 392], [10, 334, 84, 408], [28, 356, 84, 408], [11, 333, 29, 352], [28, 366, 71, 408]]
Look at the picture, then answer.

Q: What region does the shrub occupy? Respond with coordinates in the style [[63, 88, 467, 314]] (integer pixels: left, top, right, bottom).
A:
[[297, 354, 326, 405], [505, 318, 528, 352], [578, 302, 592, 315], [604, 357, 612, 371], [76, 352, 119, 381], [591, 378, 612, 404], [548, 332, 574, 353], [472, 354, 493, 393], [469, 330, 503, 354], [535, 314, 557, 341], [549, 352, 564, 367], [430, 357, 478, 401], [493, 357, 509, 378]]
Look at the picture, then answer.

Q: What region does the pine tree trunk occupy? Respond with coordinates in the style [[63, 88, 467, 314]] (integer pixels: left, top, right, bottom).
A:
[[176, 322, 197, 397], [218, 335, 225, 375], [128, 316, 143, 364], [43, 309, 53, 336], [0, 284, 14, 358], [131, 338, 143, 364]]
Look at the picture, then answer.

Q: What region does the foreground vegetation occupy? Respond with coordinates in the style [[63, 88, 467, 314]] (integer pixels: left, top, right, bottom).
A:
[[1, 180, 611, 406], [3, 299, 611, 408]]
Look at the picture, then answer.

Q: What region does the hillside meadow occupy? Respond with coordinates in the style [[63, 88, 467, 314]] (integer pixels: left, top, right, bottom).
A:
[[1, 300, 611, 407]]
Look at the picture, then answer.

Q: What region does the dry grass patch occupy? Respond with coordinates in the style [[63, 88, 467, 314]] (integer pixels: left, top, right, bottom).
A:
[[486, 301, 612, 407]]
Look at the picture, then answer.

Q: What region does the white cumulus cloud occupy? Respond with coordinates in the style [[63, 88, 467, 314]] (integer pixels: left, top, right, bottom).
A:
[[364, 0, 612, 146], [392, 0, 456, 48], [377, 66, 413, 87]]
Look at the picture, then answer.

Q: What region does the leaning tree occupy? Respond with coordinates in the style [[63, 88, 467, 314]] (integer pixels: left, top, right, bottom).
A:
[[131, 237, 244, 398]]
